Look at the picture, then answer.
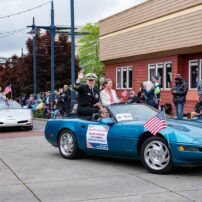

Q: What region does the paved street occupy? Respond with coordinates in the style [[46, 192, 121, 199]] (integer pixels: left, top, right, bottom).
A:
[[0, 120, 202, 202], [0, 120, 45, 140]]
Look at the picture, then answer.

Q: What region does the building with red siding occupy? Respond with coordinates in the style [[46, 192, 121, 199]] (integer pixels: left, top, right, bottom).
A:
[[99, 0, 202, 113]]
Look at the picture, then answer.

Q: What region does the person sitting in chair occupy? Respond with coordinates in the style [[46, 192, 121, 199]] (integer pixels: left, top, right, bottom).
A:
[[187, 101, 202, 119]]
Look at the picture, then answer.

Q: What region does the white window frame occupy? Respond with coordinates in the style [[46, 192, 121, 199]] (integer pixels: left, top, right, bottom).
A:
[[156, 63, 163, 72], [116, 67, 122, 89], [122, 66, 128, 89], [164, 62, 172, 90], [156, 63, 163, 88], [148, 64, 156, 82], [127, 66, 133, 89], [116, 66, 133, 89], [189, 60, 199, 90]]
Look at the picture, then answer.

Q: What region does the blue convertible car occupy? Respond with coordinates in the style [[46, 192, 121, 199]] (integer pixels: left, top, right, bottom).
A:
[[45, 104, 202, 174]]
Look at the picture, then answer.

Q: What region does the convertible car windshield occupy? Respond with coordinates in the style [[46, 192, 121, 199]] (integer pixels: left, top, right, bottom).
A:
[[0, 100, 22, 109], [108, 104, 158, 122]]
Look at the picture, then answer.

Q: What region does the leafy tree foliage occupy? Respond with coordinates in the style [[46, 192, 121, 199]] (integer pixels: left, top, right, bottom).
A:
[[0, 30, 79, 98], [78, 23, 104, 78]]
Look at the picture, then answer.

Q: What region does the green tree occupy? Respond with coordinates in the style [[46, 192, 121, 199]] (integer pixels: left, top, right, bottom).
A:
[[78, 23, 104, 78], [0, 31, 79, 98]]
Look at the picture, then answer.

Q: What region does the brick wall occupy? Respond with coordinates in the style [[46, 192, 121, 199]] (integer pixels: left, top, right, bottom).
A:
[[104, 53, 202, 113]]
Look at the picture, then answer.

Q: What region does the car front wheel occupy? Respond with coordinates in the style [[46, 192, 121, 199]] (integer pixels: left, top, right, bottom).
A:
[[140, 137, 173, 174], [58, 130, 80, 159]]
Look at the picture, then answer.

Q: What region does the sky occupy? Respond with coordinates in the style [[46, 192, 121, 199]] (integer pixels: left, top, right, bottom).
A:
[[0, 0, 145, 58]]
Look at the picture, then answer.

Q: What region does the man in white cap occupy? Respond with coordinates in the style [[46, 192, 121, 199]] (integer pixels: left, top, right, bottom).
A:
[[74, 71, 101, 116]]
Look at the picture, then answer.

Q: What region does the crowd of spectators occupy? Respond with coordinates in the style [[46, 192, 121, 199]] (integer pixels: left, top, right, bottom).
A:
[[1, 71, 202, 120], [19, 84, 71, 119]]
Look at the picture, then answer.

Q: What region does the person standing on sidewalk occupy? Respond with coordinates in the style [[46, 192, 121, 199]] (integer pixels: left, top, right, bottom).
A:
[[152, 76, 161, 109], [63, 84, 71, 116], [0, 86, 6, 101], [143, 81, 158, 109], [171, 74, 188, 119], [42, 91, 51, 118], [197, 80, 202, 101]]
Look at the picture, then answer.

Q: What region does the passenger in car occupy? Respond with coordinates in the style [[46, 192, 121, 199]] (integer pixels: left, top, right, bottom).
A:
[[100, 79, 120, 106], [99, 107, 110, 120], [74, 71, 102, 116]]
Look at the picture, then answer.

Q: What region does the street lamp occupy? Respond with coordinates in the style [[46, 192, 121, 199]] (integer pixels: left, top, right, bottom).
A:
[[27, 17, 37, 100], [27, 1, 69, 99], [70, 0, 76, 107]]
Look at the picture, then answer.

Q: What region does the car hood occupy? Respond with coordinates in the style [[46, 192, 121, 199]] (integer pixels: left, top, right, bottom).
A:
[[164, 118, 202, 144], [0, 109, 32, 120]]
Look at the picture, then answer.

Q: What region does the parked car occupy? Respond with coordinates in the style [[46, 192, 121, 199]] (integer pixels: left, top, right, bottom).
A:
[[0, 100, 33, 130], [44, 104, 202, 174]]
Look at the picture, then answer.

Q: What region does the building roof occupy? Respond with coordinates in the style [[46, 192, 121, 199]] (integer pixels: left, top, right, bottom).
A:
[[99, 0, 202, 63], [99, 0, 149, 23]]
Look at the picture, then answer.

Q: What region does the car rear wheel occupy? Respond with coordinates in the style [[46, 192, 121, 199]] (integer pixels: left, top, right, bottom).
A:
[[58, 130, 80, 159], [140, 137, 173, 174]]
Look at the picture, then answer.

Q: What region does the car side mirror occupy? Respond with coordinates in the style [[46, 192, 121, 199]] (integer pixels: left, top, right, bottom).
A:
[[100, 117, 114, 125]]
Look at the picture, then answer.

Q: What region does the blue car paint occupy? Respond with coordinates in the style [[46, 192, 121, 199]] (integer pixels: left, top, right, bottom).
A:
[[45, 119, 80, 146], [162, 119, 202, 144], [170, 142, 202, 166], [45, 109, 202, 167]]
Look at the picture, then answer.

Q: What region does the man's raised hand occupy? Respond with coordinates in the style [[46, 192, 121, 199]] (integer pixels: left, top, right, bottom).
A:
[[78, 70, 84, 80]]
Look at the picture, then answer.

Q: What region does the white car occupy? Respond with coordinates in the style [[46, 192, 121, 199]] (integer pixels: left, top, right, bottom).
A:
[[0, 100, 33, 130]]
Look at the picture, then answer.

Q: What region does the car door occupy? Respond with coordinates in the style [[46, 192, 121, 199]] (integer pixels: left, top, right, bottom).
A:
[[77, 119, 124, 156], [121, 121, 144, 157]]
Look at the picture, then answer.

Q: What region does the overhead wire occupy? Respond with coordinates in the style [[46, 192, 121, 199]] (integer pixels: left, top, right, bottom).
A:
[[0, 0, 53, 19], [0, 0, 54, 39], [0, 27, 28, 35], [0, 28, 28, 39]]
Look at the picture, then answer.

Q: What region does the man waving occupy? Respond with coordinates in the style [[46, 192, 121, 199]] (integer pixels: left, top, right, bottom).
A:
[[74, 71, 101, 116]]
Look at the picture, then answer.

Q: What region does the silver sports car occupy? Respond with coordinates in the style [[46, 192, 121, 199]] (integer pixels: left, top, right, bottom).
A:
[[0, 100, 33, 130]]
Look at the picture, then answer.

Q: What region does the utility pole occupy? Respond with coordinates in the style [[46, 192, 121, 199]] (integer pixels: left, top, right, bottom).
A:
[[21, 48, 24, 101], [32, 17, 37, 100], [28, 1, 70, 99], [70, 0, 76, 106]]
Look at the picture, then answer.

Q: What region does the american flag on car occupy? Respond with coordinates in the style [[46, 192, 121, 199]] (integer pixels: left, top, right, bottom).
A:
[[144, 110, 167, 136]]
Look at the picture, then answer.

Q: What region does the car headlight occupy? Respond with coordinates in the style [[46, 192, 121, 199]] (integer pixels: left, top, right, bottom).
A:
[[28, 119, 33, 123], [178, 146, 200, 152]]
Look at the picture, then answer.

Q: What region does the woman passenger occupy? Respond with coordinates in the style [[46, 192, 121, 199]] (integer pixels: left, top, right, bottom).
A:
[[100, 79, 120, 106]]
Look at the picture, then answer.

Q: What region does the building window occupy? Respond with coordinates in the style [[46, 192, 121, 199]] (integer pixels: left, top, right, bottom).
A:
[[148, 62, 172, 89], [148, 64, 155, 81], [128, 67, 133, 88], [189, 60, 199, 89], [122, 67, 127, 88], [116, 68, 121, 89], [156, 64, 163, 88], [164, 62, 172, 89], [116, 66, 133, 89]]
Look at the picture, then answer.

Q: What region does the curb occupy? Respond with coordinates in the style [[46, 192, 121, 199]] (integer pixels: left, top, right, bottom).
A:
[[33, 118, 48, 122]]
